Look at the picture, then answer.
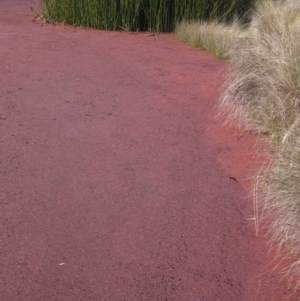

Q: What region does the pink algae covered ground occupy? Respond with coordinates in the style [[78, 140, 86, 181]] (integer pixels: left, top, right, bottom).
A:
[[1, 0, 299, 300]]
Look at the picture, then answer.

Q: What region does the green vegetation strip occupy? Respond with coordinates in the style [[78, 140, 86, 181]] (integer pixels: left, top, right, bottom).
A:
[[40, 0, 253, 32]]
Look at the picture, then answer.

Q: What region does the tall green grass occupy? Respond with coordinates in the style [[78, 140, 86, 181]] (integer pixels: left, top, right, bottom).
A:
[[40, 0, 254, 32]]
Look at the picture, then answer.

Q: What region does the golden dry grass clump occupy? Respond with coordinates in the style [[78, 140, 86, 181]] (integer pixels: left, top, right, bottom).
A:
[[175, 20, 245, 59], [219, 0, 300, 287], [220, 0, 300, 142], [175, 0, 300, 290], [262, 124, 300, 287]]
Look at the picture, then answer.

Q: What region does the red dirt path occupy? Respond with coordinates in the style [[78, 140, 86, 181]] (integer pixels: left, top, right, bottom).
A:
[[1, 1, 299, 300]]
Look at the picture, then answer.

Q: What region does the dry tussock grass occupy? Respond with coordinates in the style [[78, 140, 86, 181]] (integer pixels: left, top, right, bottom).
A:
[[220, 0, 300, 142], [219, 0, 300, 289], [176, 0, 300, 289], [175, 20, 246, 59], [261, 125, 300, 288]]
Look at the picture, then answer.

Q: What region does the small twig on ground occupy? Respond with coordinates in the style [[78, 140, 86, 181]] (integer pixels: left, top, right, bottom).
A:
[[147, 32, 157, 40], [31, 7, 56, 25]]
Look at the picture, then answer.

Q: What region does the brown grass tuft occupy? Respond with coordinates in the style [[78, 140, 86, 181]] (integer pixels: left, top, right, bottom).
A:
[[175, 20, 247, 60], [175, 0, 300, 289], [219, 0, 300, 289], [219, 0, 300, 142]]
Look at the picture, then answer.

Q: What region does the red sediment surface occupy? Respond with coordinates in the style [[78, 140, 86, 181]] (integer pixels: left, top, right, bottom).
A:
[[1, 1, 299, 300]]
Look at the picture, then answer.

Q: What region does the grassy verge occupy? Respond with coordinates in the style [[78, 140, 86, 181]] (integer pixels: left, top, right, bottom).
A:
[[220, 0, 300, 142], [175, 20, 247, 59], [40, 0, 254, 32], [177, 0, 300, 288]]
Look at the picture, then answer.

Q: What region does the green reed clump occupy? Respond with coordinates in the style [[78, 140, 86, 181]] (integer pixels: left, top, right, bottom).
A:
[[40, 0, 255, 32]]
